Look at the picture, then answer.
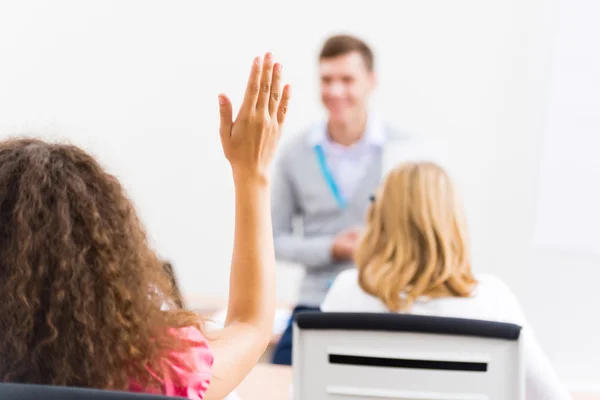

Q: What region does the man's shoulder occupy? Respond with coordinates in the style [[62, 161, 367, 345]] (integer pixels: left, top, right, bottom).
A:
[[381, 121, 417, 143], [379, 122, 452, 174], [381, 121, 448, 149]]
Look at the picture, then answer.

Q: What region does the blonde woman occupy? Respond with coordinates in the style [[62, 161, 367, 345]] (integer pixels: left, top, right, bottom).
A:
[[321, 162, 570, 400]]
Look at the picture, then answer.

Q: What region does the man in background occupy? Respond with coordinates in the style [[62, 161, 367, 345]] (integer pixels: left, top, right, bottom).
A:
[[270, 34, 417, 365]]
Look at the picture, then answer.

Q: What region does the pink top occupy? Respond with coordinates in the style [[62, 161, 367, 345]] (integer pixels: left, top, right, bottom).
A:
[[129, 326, 214, 399]]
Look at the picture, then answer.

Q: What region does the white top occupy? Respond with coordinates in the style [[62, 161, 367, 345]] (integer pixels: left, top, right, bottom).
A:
[[321, 269, 571, 400]]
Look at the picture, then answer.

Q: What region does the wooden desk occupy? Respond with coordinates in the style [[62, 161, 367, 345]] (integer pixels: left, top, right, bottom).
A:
[[235, 364, 599, 400], [236, 364, 292, 400]]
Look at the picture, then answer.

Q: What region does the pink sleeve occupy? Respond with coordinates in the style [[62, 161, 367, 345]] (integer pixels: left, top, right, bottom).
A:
[[155, 326, 214, 399]]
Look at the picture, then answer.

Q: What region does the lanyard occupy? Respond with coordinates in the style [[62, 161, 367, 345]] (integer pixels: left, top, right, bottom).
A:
[[314, 144, 347, 209]]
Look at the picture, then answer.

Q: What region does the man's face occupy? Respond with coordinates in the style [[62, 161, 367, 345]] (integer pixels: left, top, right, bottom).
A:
[[319, 51, 375, 124]]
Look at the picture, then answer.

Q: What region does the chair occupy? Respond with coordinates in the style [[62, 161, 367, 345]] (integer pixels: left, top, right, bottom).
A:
[[292, 312, 524, 400], [0, 382, 177, 399]]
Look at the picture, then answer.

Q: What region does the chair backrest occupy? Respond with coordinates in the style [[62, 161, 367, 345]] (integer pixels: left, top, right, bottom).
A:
[[293, 312, 524, 400], [0, 383, 176, 400]]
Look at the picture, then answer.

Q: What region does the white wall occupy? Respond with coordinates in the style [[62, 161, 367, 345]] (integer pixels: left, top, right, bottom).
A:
[[532, 0, 600, 258], [0, 0, 597, 390]]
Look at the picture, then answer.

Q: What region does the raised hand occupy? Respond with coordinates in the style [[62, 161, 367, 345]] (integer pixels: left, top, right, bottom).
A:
[[204, 53, 291, 400], [218, 53, 291, 182]]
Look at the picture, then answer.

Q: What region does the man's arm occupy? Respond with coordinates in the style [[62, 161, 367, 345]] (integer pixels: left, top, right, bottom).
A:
[[271, 158, 335, 268]]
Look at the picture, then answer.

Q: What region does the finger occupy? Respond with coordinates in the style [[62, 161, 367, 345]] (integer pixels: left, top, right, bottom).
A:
[[241, 56, 262, 111], [277, 84, 291, 125], [218, 94, 233, 139], [268, 62, 282, 116], [256, 52, 274, 112]]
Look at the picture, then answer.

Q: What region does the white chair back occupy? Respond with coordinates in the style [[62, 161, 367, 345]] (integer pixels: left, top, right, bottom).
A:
[[292, 312, 524, 400]]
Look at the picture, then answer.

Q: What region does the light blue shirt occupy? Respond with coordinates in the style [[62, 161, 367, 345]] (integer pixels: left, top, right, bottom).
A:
[[307, 114, 387, 202]]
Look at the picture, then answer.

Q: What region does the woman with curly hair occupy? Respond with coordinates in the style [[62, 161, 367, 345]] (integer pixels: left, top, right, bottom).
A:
[[0, 52, 290, 400], [321, 162, 570, 400]]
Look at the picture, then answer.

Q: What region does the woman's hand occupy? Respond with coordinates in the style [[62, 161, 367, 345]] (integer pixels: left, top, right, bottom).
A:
[[204, 52, 290, 400], [218, 53, 291, 183]]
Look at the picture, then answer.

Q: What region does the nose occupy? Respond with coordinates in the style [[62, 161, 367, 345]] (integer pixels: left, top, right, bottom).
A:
[[326, 81, 345, 98]]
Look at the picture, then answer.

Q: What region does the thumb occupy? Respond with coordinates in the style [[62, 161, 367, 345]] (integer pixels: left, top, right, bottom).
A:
[[218, 94, 233, 139]]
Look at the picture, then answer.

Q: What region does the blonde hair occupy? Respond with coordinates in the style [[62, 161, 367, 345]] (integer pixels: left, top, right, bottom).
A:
[[356, 162, 476, 312]]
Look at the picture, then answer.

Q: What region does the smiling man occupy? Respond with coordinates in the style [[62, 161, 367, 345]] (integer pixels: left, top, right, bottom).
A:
[[270, 34, 422, 365]]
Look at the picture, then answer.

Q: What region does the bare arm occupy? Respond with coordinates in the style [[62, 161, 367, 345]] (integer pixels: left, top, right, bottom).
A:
[[203, 53, 291, 400]]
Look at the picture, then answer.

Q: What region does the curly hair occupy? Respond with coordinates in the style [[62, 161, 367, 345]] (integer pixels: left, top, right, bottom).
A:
[[0, 138, 201, 390]]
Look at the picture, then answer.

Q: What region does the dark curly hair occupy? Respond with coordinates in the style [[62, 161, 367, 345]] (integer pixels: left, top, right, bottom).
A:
[[0, 138, 201, 390]]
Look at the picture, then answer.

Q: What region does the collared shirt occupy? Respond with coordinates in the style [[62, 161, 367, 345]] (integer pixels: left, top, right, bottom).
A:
[[308, 114, 387, 201]]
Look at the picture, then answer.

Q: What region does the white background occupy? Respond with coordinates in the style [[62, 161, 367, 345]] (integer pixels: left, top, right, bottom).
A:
[[0, 0, 598, 390], [532, 0, 600, 257]]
